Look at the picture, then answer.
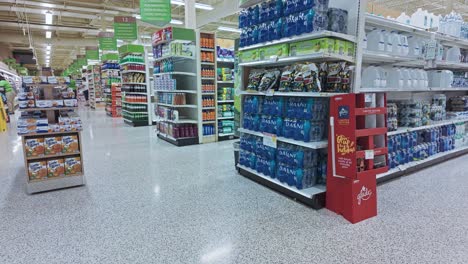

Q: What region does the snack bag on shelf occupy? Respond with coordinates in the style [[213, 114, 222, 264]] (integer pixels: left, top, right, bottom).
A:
[[47, 159, 65, 178], [25, 137, 45, 157]]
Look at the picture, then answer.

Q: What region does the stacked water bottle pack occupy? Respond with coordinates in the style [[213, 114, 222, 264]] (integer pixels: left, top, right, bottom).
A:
[[239, 0, 348, 48], [387, 124, 459, 169], [239, 134, 327, 190], [243, 95, 328, 143]]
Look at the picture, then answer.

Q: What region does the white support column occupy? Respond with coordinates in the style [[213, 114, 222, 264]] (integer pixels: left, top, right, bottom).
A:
[[185, 0, 196, 29]]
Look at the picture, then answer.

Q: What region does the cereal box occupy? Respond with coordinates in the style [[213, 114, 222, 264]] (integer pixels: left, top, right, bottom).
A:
[[47, 159, 65, 178], [44, 136, 63, 155], [62, 135, 79, 153], [25, 138, 45, 157], [28, 161, 47, 181], [65, 157, 82, 175]]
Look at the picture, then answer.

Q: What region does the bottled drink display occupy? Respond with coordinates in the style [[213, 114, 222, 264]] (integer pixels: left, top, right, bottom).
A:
[[157, 93, 186, 105], [202, 96, 215, 107], [155, 75, 177, 91], [158, 122, 198, 139], [119, 54, 144, 64], [203, 110, 216, 121], [239, 134, 327, 189], [203, 124, 215, 136], [239, 0, 348, 47], [202, 81, 216, 93], [121, 63, 146, 72], [243, 96, 328, 143]]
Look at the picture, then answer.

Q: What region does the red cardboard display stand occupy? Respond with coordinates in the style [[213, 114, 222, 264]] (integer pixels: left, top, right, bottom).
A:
[[326, 93, 388, 224]]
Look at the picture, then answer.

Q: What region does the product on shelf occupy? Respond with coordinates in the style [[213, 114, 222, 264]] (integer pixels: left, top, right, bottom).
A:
[[201, 51, 215, 62], [121, 63, 146, 71], [122, 84, 147, 93], [218, 88, 234, 101], [25, 137, 45, 157], [154, 75, 177, 91], [387, 103, 398, 132], [217, 68, 234, 81], [396, 100, 430, 127], [65, 156, 82, 175], [47, 159, 65, 178], [218, 120, 235, 134], [202, 96, 215, 107], [45, 136, 63, 155], [203, 124, 215, 136], [157, 93, 186, 105], [28, 161, 47, 181], [239, 134, 327, 189], [448, 96, 468, 112], [202, 81, 216, 93], [62, 135, 79, 153], [122, 72, 146, 83], [153, 42, 194, 59], [239, 0, 345, 47], [203, 110, 216, 121], [387, 123, 467, 169], [217, 46, 235, 60], [158, 122, 198, 138], [120, 54, 145, 64], [201, 67, 216, 78]]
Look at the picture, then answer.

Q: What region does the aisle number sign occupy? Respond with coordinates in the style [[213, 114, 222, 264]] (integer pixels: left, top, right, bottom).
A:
[[140, 0, 171, 26], [114, 16, 137, 41], [98, 32, 117, 51], [85, 47, 99, 60]]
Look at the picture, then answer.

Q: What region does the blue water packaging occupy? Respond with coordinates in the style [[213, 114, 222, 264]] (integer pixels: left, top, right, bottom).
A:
[[244, 96, 262, 114], [277, 164, 317, 189], [262, 97, 284, 116], [259, 1, 269, 23], [277, 144, 317, 168], [258, 23, 269, 43], [256, 157, 276, 178], [240, 150, 257, 169], [260, 115, 283, 135], [255, 137, 276, 160], [243, 114, 261, 131]]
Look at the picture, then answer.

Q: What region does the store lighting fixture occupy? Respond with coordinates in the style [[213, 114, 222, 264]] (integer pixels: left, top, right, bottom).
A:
[[106, 28, 114, 32], [46, 50, 50, 55], [170, 19, 183, 25], [45, 31, 52, 38], [217, 26, 241, 33], [45, 11, 53, 25], [171, 0, 214, 10], [46, 45, 51, 51]]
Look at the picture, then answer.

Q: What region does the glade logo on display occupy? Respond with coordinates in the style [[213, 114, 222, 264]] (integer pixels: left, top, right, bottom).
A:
[[338, 106, 350, 119], [357, 186, 372, 205]]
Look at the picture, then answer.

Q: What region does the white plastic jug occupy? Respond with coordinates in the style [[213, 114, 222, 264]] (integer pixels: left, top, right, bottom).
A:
[[397, 12, 411, 25], [410, 69, 419, 88], [417, 69, 427, 88], [411, 8, 430, 28], [401, 68, 412, 88], [367, 29, 385, 52], [400, 34, 409, 56], [446, 47, 461, 62], [428, 70, 454, 88], [435, 43, 444, 61], [378, 67, 387, 88], [390, 31, 402, 56], [385, 67, 404, 89], [362, 66, 383, 88], [383, 30, 393, 54], [407, 36, 421, 58]]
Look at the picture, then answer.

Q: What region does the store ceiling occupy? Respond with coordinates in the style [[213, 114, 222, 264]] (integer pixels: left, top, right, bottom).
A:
[[0, 0, 240, 71]]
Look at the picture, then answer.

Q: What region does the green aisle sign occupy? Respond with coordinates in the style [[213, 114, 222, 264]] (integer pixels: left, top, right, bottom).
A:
[[85, 47, 99, 60], [114, 16, 137, 41], [140, 0, 171, 26], [98, 32, 117, 51]]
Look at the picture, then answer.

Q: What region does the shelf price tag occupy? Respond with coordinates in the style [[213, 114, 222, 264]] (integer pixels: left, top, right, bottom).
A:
[[365, 150, 374, 160], [265, 89, 275, 97], [269, 55, 278, 62], [263, 133, 277, 148]]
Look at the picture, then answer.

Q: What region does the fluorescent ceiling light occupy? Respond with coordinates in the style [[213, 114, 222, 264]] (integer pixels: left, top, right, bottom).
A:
[[106, 28, 114, 32], [45, 11, 53, 25], [133, 14, 141, 19], [171, 19, 183, 25], [218, 26, 241, 33], [171, 0, 214, 10], [46, 55, 50, 59], [46, 45, 51, 50], [46, 50, 50, 55], [45, 31, 52, 38]]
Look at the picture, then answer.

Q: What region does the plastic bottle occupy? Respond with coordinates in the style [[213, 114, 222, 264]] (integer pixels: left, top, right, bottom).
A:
[[367, 28, 385, 52], [390, 31, 402, 56], [407, 36, 421, 58], [400, 34, 409, 56], [383, 30, 393, 54]]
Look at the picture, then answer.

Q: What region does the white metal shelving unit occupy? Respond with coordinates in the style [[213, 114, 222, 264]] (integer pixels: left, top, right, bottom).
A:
[[153, 29, 200, 146], [360, 13, 468, 182], [236, 0, 364, 209]]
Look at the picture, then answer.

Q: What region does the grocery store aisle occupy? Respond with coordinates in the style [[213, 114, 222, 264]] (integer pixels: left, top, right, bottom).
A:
[[0, 108, 467, 264]]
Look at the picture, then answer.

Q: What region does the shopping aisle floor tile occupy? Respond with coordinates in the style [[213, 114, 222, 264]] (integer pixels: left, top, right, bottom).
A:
[[0, 108, 467, 263]]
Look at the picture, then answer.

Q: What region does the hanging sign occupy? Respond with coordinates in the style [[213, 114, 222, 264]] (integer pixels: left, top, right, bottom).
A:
[[98, 32, 117, 51], [85, 47, 99, 60], [140, 0, 171, 26], [114, 16, 137, 41]]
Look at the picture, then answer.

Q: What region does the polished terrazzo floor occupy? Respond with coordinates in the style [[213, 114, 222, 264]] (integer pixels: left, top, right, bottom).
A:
[[1, 108, 467, 264]]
